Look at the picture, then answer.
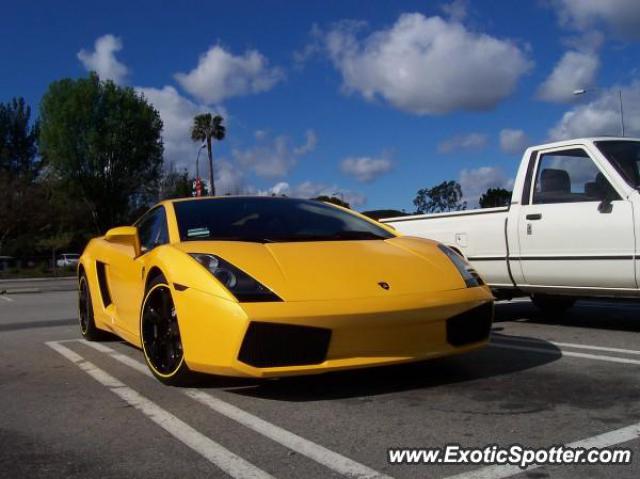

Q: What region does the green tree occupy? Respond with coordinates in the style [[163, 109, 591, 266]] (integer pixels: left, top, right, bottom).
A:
[[160, 165, 195, 200], [39, 73, 164, 233], [312, 195, 351, 209], [413, 180, 466, 214], [0, 97, 43, 254], [0, 97, 40, 177], [191, 113, 225, 197], [479, 187, 512, 208]]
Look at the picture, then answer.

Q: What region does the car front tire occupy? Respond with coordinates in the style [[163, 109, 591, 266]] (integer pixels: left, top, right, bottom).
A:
[[140, 275, 193, 386]]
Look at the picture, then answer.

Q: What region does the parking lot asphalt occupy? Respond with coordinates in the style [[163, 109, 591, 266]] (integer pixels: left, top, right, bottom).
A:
[[1, 291, 638, 479]]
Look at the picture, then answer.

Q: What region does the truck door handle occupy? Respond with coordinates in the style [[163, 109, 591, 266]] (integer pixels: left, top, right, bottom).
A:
[[526, 213, 542, 220]]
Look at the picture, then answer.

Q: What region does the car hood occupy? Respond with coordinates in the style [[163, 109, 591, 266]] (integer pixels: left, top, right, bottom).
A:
[[174, 237, 465, 302]]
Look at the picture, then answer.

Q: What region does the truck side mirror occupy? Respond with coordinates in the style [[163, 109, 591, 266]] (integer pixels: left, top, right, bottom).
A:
[[597, 195, 614, 214], [105, 226, 142, 257]]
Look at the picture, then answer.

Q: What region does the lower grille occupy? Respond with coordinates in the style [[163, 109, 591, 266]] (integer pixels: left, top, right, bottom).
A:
[[446, 302, 494, 346], [238, 322, 332, 368]]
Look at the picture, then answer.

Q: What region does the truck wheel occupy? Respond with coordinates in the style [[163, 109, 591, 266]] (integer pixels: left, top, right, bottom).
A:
[[530, 294, 576, 314]]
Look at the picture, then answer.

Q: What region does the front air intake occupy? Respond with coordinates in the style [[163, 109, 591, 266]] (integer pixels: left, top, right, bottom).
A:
[[446, 302, 494, 346], [238, 322, 331, 368]]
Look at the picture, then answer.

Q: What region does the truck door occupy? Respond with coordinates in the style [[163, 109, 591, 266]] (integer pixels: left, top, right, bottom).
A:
[[516, 146, 636, 289]]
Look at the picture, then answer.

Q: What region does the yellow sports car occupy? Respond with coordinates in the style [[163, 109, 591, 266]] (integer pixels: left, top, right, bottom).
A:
[[78, 196, 493, 385]]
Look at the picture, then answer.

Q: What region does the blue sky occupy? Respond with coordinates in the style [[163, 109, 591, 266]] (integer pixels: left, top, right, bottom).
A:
[[2, 0, 640, 211]]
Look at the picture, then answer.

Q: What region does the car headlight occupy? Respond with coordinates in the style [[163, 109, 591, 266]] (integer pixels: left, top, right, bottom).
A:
[[189, 253, 282, 302], [437, 244, 484, 288]]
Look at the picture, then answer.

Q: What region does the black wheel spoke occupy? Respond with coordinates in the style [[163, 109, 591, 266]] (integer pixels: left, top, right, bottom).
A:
[[161, 290, 172, 319]]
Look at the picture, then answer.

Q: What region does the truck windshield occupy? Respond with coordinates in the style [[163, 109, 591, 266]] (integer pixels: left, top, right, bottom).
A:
[[595, 140, 640, 189]]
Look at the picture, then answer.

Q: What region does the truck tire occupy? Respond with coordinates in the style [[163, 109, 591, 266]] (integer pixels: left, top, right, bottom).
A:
[[530, 294, 576, 314]]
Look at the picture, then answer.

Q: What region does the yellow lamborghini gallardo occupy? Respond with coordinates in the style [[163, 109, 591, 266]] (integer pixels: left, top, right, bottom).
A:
[[78, 196, 493, 385]]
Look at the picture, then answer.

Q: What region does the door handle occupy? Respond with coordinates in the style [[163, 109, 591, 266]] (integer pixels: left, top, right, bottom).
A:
[[526, 213, 542, 220]]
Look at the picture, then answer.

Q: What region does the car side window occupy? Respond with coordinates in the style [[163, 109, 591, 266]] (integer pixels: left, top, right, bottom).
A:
[[137, 207, 169, 253], [532, 148, 620, 205]]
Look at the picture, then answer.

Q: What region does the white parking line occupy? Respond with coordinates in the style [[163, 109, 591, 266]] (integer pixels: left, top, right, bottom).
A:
[[490, 342, 640, 366], [186, 390, 391, 479], [80, 340, 392, 479], [46, 341, 275, 479], [496, 336, 640, 356], [0, 295, 14, 302], [443, 420, 640, 479]]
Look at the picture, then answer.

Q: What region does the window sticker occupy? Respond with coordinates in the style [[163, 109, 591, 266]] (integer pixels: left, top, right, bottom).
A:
[[187, 227, 210, 238]]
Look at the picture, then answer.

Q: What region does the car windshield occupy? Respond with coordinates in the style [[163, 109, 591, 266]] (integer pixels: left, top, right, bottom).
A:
[[173, 197, 394, 243], [595, 140, 640, 189]]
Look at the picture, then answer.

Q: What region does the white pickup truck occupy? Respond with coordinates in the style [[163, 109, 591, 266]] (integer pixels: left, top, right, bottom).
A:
[[382, 137, 640, 312]]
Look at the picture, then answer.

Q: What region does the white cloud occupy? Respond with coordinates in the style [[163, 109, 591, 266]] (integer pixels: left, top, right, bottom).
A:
[[78, 34, 129, 84], [293, 130, 318, 155], [537, 51, 599, 103], [499, 129, 530, 154], [323, 13, 532, 115], [562, 31, 605, 52], [459, 166, 514, 206], [175, 45, 284, 104], [440, 0, 468, 22], [553, 0, 640, 39], [261, 181, 366, 207], [232, 130, 317, 179], [293, 24, 324, 66], [340, 154, 393, 183], [214, 159, 245, 195], [438, 133, 488, 154], [549, 81, 640, 140], [136, 85, 227, 172]]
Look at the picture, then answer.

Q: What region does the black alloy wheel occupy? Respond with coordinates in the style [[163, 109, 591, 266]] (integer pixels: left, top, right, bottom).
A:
[[141, 277, 191, 385], [78, 274, 108, 341]]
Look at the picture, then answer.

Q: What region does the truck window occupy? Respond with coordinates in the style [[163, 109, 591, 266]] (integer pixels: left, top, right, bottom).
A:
[[595, 140, 640, 189], [532, 149, 619, 204]]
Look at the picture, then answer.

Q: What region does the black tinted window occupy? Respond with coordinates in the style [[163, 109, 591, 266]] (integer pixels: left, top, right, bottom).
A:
[[532, 149, 618, 204], [136, 207, 169, 252], [173, 197, 394, 243]]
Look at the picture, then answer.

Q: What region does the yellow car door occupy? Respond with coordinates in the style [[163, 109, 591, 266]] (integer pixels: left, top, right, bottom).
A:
[[108, 206, 170, 338]]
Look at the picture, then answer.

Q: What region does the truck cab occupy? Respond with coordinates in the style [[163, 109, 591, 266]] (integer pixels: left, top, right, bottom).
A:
[[383, 138, 640, 310]]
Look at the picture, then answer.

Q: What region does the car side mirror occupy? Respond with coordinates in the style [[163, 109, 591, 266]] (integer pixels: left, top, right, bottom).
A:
[[105, 226, 141, 257]]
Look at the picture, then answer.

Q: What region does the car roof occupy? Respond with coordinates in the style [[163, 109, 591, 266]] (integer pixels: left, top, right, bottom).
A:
[[167, 195, 296, 204]]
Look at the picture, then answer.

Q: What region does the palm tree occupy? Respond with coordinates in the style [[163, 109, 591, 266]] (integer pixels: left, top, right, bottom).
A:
[[191, 113, 225, 196]]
